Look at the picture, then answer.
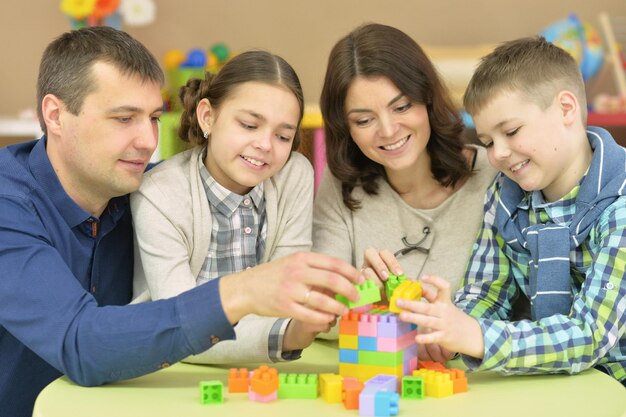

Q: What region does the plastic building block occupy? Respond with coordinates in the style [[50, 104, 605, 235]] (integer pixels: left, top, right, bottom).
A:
[[339, 311, 362, 335], [358, 314, 379, 337], [358, 385, 377, 416], [444, 368, 468, 394], [339, 334, 359, 349], [336, 279, 382, 309], [389, 280, 422, 313], [342, 377, 363, 410], [278, 373, 318, 399], [320, 373, 343, 403], [228, 367, 249, 393], [340, 348, 359, 364], [418, 360, 447, 371], [248, 389, 277, 402], [401, 376, 424, 399], [364, 374, 398, 392], [377, 330, 417, 352], [384, 273, 407, 300], [199, 380, 224, 404], [374, 391, 400, 417], [377, 314, 416, 338], [250, 365, 279, 396], [359, 350, 403, 367]]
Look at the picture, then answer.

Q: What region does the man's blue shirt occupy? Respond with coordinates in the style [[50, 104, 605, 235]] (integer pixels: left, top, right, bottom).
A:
[[0, 138, 236, 417]]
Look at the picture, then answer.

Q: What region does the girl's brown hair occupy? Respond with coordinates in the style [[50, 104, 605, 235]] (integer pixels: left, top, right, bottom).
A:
[[178, 50, 304, 150]]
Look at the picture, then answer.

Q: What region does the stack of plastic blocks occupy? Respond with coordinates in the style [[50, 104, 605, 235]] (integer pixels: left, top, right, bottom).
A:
[[338, 305, 417, 383], [358, 374, 400, 417]]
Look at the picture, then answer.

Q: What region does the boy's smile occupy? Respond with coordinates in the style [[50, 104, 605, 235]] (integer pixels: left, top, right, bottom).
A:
[[473, 90, 591, 202]]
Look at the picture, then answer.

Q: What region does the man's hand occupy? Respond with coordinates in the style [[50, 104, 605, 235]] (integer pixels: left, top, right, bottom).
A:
[[219, 252, 364, 325]]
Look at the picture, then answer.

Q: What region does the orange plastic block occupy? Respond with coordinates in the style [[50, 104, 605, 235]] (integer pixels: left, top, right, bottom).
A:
[[342, 377, 364, 410], [250, 365, 279, 395], [444, 368, 468, 394], [339, 311, 362, 335], [418, 360, 447, 371], [320, 373, 344, 403], [228, 368, 249, 393]]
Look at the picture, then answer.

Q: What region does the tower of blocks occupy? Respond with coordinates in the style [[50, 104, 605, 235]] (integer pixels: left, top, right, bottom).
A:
[[337, 275, 422, 383]]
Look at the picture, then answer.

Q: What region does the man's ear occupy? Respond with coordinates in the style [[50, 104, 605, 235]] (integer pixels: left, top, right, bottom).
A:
[[41, 94, 64, 136], [557, 90, 579, 126], [196, 98, 215, 136]]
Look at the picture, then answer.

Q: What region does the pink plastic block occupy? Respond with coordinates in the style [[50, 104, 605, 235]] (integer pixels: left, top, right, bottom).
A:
[[377, 330, 417, 352], [248, 389, 277, 402], [358, 314, 379, 337]]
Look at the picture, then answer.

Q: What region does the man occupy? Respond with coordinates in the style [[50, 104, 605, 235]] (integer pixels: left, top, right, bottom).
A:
[[0, 26, 362, 417]]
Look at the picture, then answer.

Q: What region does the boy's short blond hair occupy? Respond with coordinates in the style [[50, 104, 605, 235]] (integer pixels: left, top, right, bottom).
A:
[[463, 37, 587, 121]]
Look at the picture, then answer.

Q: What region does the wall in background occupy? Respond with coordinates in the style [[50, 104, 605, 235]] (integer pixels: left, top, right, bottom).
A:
[[1, 0, 625, 116]]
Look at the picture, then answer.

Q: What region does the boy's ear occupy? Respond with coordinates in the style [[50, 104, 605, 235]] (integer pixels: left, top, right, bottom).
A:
[[41, 94, 64, 136], [196, 98, 215, 135], [556, 90, 579, 126]]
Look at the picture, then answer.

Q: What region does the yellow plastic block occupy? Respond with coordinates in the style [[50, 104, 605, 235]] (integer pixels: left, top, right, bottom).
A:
[[339, 334, 358, 350], [319, 373, 343, 403], [389, 280, 422, 313]]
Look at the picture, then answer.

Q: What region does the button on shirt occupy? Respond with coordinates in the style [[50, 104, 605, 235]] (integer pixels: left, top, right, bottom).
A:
[[0, 138, 236, 417]]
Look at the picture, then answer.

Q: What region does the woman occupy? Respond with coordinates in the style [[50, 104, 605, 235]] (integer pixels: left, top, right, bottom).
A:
[[314, 23, 497, 296]]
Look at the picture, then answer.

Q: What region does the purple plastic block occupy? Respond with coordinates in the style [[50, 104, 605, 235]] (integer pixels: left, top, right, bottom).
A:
[[377, 314, 414, 338], [358, 385, 378, 417], [364, 375, 398, 393]]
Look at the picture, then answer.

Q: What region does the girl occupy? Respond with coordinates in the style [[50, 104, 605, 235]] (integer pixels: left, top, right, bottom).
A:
[[132, 50, 324, 364]]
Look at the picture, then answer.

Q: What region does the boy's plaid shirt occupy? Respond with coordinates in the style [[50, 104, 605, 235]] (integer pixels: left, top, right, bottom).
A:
[[455, 175, 626, 382]]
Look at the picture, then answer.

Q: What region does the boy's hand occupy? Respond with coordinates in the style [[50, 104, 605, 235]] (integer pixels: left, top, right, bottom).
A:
[[219, 252, 364, 325], [416, 331, 456, 363], [360, 247, 404, 290], [396, 274, 485, 359], [282, 317, 337, 352]]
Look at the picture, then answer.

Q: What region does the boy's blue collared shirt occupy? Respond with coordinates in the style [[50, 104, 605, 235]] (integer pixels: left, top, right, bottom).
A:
[[0, 138, 235, 417]]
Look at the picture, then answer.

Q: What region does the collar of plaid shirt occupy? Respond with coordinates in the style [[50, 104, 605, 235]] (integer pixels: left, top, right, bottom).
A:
[[495, 126, 626, 320]]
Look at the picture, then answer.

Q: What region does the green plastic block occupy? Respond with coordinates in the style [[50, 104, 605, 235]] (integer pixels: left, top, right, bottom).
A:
[[385, 273, 407, 300], [200, 380, 224, 404], [401, 376, 424, 399], [358, 350, 404, 367], [336, 279, 382, 309], [278, 373, 318, 399]]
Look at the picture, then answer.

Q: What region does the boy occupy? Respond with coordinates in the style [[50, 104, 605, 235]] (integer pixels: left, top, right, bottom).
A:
[[0, 27, 362, 417], [395, 37, 626, 385]]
